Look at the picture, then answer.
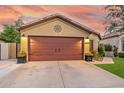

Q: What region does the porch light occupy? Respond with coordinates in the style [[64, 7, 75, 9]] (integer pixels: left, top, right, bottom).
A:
[[85, 35, 90, 44], [85, 38, 90, 44]]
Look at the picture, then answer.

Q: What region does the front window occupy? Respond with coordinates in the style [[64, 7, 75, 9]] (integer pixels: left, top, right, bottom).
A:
[[122, 41, 124, 51], [90, 40, 94, 51]]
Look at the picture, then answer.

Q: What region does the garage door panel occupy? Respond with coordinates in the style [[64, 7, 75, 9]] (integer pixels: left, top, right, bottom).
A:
[[28, 36, 84, 61], [30, 55, 82, 61], [30, 48, 82, 51], [30, 44, 82, 51], [30, 49, 82, 55], [30, 45, 82, 49], [30, 39, 81, 44], [30, 46, 54, 50], [31, 53, 82, 55], [29, 52, 82, 55], [29, 51, 54, 55], [30, 38, 81, 43], [29, 56, 57, 61]]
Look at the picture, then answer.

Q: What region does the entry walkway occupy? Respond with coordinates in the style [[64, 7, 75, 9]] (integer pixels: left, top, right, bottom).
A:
[[91, 57, 114, 64]]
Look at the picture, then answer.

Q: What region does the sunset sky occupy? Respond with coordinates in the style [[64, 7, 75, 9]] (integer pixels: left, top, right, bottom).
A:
[[0, 5, 106, 35]]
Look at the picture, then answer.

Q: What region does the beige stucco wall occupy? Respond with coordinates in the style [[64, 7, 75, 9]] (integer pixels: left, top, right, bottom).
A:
[[89, 34, 100, 51], [21, 18, 90, 37], [20, 18, 100, 56], [20, 37, 28, 52], [118, 34, 124, 52], [84, 43, 90, 53]]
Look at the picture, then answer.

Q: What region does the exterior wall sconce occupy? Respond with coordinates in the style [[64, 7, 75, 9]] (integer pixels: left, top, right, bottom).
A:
[[85, 38, 90, 44], [85, 36, 90, 44]]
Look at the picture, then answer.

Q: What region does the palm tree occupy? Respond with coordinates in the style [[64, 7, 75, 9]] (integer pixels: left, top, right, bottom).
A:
[[105, 5, 124, 34]]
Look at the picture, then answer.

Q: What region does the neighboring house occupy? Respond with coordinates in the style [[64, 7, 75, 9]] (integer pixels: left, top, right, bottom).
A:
[[19, 16, 43, 24], [100, 31, 124, 52], [17, 14, 101, 61]]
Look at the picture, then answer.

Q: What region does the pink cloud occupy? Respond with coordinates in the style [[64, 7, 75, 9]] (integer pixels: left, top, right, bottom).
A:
[[0, 5, 106, 34]]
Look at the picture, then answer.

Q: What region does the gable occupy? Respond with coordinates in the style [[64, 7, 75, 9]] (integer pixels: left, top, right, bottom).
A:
[[20, 18, 91, 38], [18, 14, 101, 39]]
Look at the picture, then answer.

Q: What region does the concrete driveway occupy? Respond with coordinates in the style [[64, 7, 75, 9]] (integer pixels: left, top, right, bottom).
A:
[[0, 59, 22, 79], [0, 60, 124, 88]]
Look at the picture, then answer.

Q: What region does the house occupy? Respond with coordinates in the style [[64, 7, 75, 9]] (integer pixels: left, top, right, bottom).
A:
[[17, 14, 101, 61], [100, 31, 124, 52]]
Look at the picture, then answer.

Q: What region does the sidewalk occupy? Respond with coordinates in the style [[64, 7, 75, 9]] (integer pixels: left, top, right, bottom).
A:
[[91, 57, 114, 64]]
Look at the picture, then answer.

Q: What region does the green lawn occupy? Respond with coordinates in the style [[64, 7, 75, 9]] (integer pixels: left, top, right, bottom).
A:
[[96, 58, 124, 78]]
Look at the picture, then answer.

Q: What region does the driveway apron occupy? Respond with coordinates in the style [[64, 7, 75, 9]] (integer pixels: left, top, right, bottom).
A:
[[0, 61, 124, 88]]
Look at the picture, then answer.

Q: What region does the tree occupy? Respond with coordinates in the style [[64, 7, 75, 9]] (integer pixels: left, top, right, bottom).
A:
[[0, 25, 20, 43], [105, 5, 124, 33], [0, 17, 24, 43], [15, 18, 24, 27]]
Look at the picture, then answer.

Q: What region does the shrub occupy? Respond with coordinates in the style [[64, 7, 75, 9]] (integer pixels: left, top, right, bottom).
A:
[[91, 50, 98, 58], [113, 46, 118, 57], [95, 52, 103, 61], [17, 51, 26, 57], [118, 52, 124, 58], [104, 44, 112, 51], [85, 52, 93, 57], [98, 44, 105, 57]]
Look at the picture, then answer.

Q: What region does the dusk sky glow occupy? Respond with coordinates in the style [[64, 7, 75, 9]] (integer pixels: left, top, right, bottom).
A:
[[0, 5, 106, 34]]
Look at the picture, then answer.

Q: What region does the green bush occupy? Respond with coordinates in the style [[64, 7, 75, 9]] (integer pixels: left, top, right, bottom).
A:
[[113, 46, 118, 57], [85, 52, 93, 57], [104, 44, 112, 51], [95, 52, 103, 61], [91, 50, 97, 58], [98, 44, 105, 57], [118, 52, 124, 58], [17, 51, 26, 57]]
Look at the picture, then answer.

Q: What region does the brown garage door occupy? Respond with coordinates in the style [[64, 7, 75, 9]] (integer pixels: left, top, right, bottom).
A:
[[28, 36, 84, 61]]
